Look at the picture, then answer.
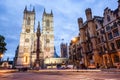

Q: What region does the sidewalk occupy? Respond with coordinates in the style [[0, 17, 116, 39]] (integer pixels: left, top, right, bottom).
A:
[[101, 68, 120, 72], [30, 69, 101, 72], [0, 68, 120, 73], [0, 69, 17, 73]]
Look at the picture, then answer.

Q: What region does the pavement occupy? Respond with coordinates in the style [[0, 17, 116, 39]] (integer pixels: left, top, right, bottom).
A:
[[30, 69, 102, 72], [0, 68, 120, 73], [0, 69, 120, 80], [0, 69, 18, 73], [0, 70, 120, 80]]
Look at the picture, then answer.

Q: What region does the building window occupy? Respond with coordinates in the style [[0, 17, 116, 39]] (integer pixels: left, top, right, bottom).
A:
[[98, 37, 101, 43], [100, 29, 105, 34], [25, 56, 28, 63], [26, 29, 30, 33], [114, 55, 119, 63], [107, 15, 110, 22], [27, 17, 31, 25], [113, 22, 117, 28], [116, 39, 120, 49], [117, 19, 120, 26], [103, 45, 106, 52], [111, 22, 117, 29], [96, 25, 98, 29], [113, 28, 119, 37], [97, 32, 99, 36], [24, 48, 28, 52], [108, 32, 113, 40], [110, 43, 115, 50], [106, 26, 111, 31], [101, 36, 104, 42], [46, 20, 50, 27], [24, 56, 28, 63], [46, 39, 50, 43], [100, 46, 103, 53], [25, 38, 29, 42]]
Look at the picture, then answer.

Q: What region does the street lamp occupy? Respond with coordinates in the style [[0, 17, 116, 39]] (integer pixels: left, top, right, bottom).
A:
[[72, 37, 78, 43], [0, 53, 3, 62], [71, 37, 79, 69]]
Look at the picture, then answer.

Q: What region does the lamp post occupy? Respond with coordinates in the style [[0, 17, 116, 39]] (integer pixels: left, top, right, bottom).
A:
[[72, 37, 79, 69], [0, 53, 3, 62]]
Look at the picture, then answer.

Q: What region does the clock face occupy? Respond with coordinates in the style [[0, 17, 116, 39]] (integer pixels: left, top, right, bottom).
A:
[[26, 29, 30, 33]]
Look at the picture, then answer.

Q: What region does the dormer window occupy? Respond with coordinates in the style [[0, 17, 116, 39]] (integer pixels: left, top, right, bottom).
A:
[[107, 15, 110, 22]]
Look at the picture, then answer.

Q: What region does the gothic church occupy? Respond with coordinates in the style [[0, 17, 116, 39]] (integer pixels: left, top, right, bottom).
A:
[[15, 6, 54, 68]]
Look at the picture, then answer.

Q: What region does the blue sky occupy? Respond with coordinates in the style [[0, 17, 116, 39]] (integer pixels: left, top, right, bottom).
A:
[[0, 0, 117, 60]]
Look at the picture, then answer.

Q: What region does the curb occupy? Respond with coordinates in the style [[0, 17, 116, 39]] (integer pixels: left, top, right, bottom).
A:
[[29, 69, 102, 72], [0, 69, 18, 73]]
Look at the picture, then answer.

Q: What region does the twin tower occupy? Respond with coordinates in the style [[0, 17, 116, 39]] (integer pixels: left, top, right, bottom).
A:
[[15, 6, 54, 67]]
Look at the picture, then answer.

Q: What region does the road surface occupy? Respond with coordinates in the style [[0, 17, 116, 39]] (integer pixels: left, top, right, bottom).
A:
[[0, 71, 120, 80]]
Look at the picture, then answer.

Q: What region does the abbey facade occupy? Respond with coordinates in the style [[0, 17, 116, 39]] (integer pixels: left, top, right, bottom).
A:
[[15, 7, 54, 68]]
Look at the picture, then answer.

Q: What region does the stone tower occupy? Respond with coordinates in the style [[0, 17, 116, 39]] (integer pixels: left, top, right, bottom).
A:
[[16, 6, 35, 67], [78, 18, 88, 67], [41, 9, 54, 58], [85, 8, 100, 66], [60, 43, 68, 58]]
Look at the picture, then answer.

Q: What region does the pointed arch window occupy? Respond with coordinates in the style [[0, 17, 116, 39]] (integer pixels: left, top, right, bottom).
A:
[[46, 20, 50, 27], [27, 17, 31, 25], [110, 43, 115, 50], [25, 38, 29, 42], [107, 15, 110, 22], [25, 56, 28, 63], [116, 39, 120, 49]]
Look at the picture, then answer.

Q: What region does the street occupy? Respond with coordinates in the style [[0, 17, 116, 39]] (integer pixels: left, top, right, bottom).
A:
[[0, 70, 120, 80]]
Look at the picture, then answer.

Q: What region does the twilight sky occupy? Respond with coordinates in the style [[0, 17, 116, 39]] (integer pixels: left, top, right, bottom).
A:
[[0, 0, 117, 60]]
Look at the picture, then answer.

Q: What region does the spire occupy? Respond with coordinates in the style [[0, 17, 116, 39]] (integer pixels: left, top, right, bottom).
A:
[[37, 21, 41, 34], [24, 6, 27, 12], [78, 17, 83, 29], [85, 8, 92, 21], [38, 21, 40, 29], [51, 10, 53, 16], [118, 0, 120, 3], [33, 6, 35, 12], [43, 8, 46, 15], [118, 0, 120, 7]]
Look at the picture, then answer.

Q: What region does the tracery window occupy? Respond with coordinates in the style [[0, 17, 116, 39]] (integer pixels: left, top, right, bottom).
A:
[[27, 17, 31, 25], [107, 15, 110, 22], [46, 20, 50, 27], [25, 38, 29, 42]]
